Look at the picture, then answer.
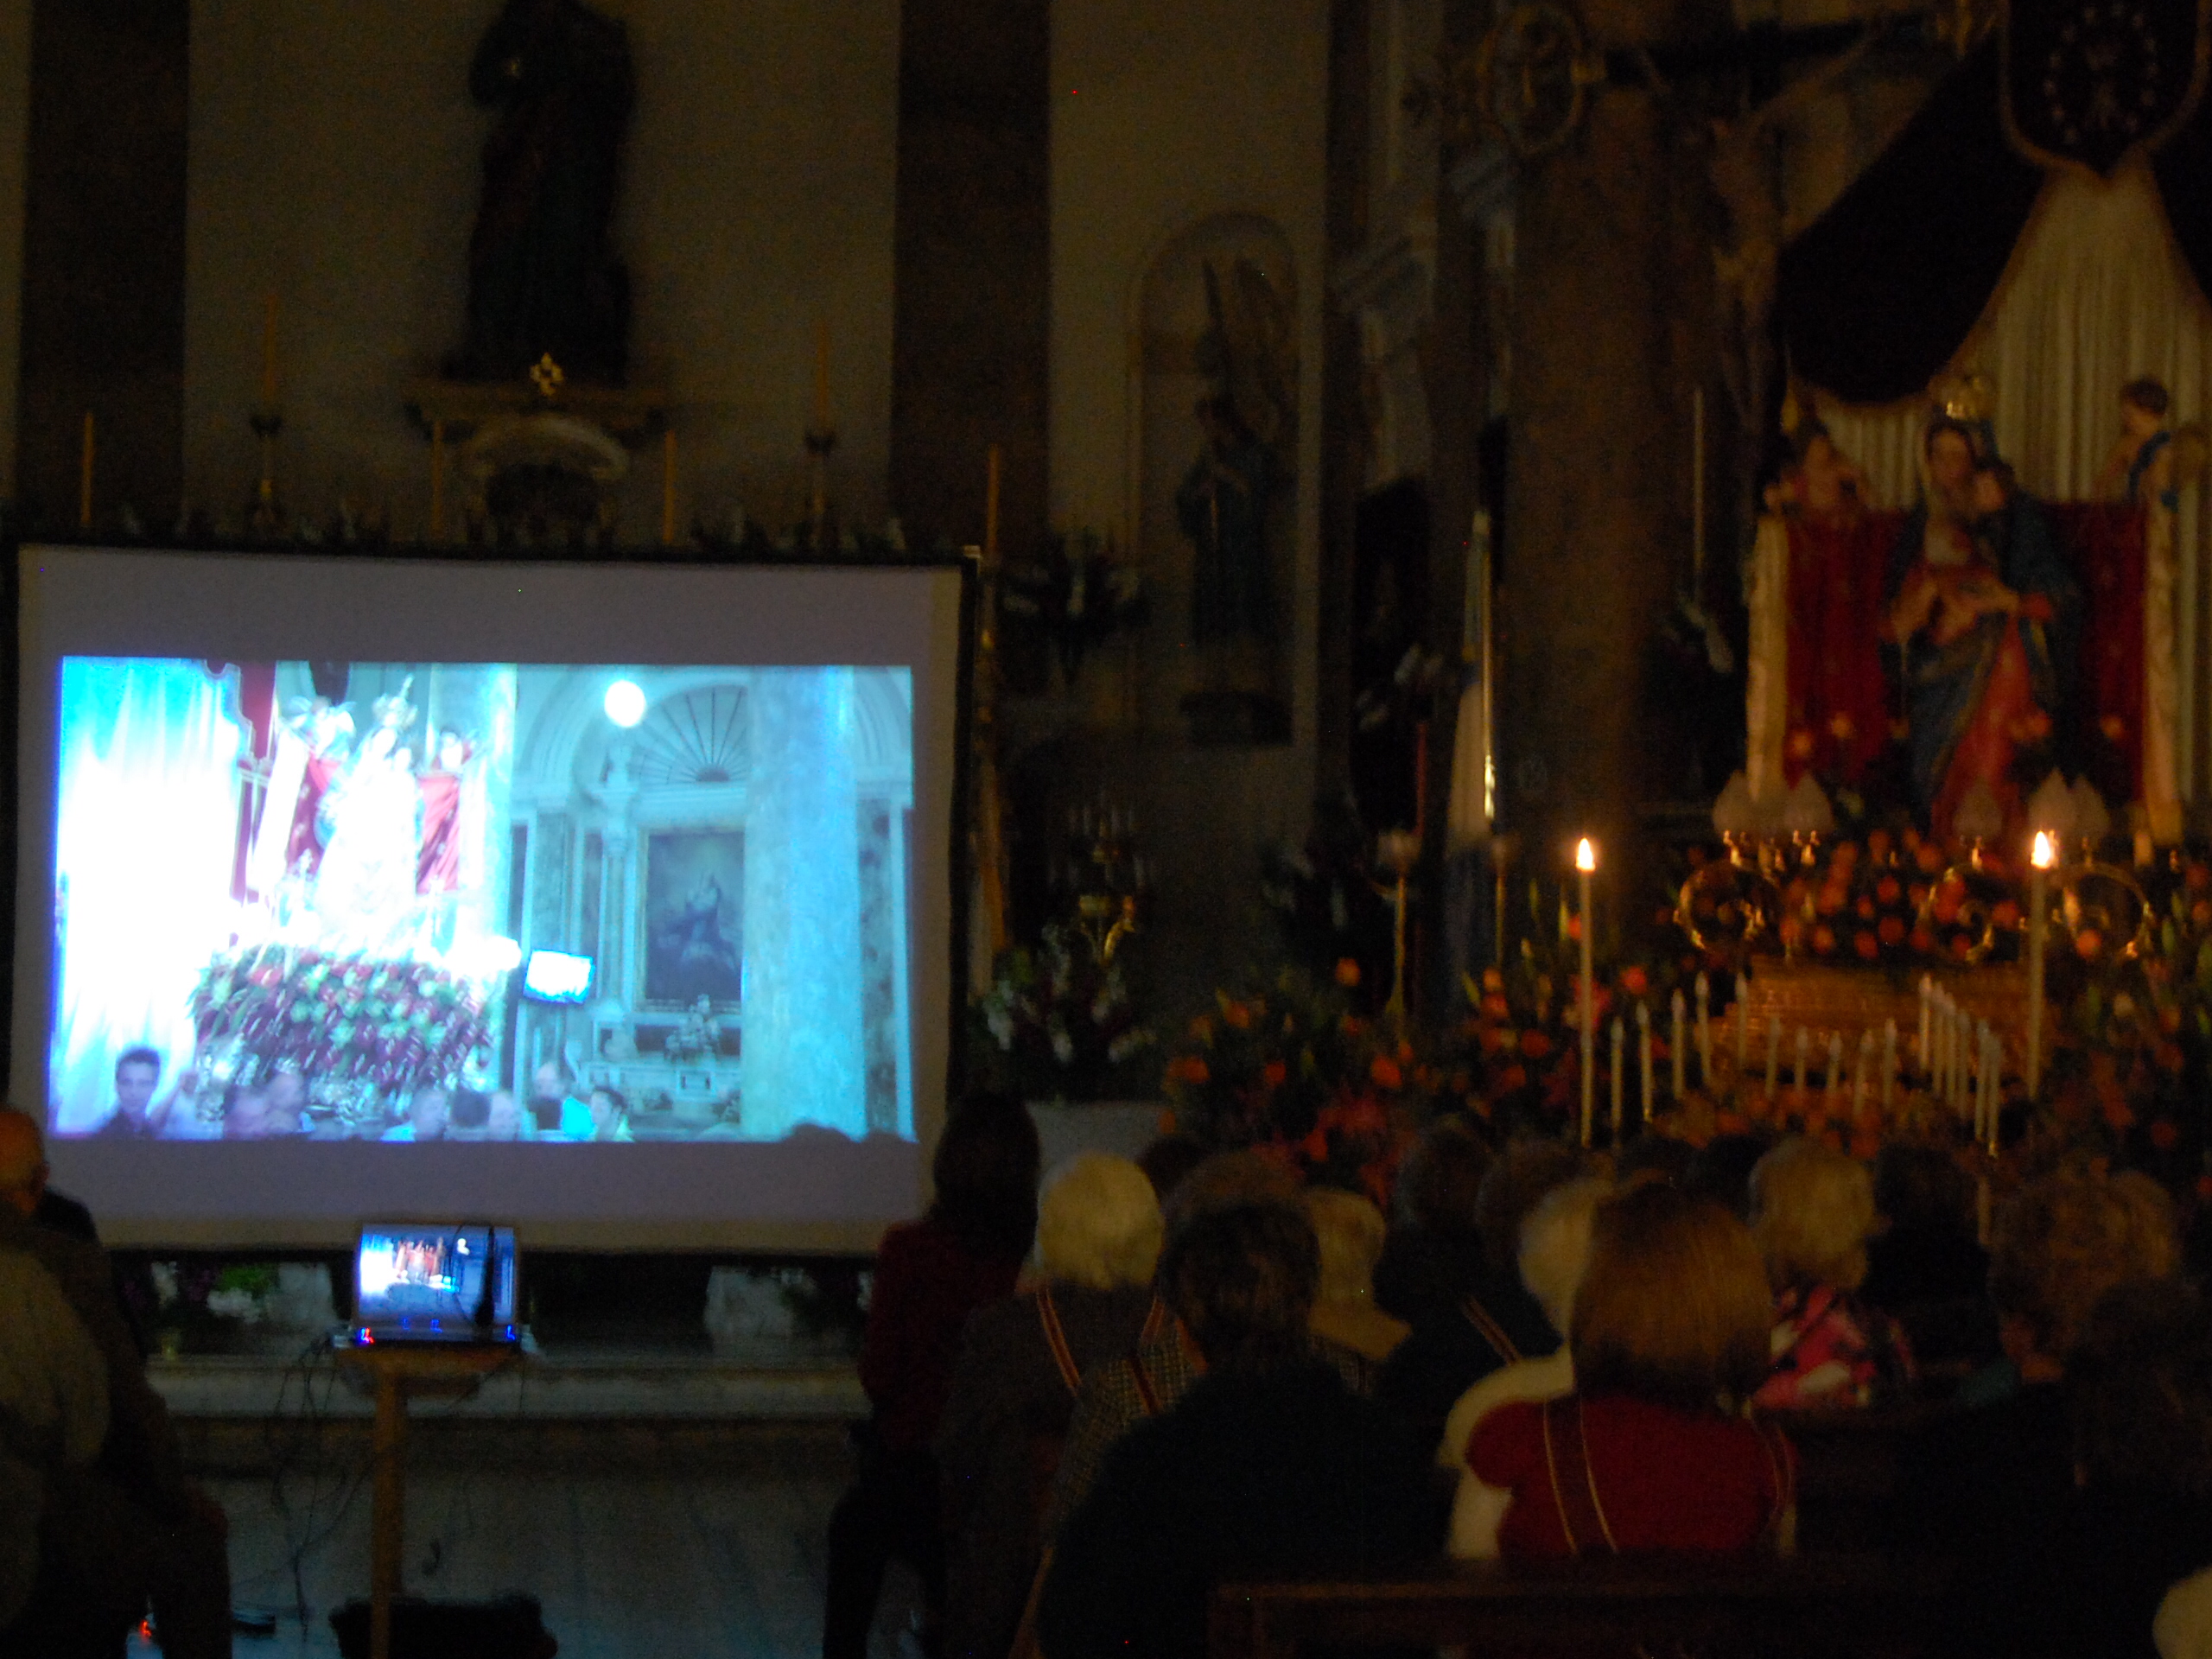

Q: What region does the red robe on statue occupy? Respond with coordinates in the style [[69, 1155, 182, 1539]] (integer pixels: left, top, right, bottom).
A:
[[1783, 511, 1902, 787]]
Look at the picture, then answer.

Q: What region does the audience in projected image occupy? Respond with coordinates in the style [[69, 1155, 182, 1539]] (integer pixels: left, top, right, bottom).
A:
[[92, 1049, 172, 1140], [0, 1109, 233, 1656], [382, 1086, 451, 1143]]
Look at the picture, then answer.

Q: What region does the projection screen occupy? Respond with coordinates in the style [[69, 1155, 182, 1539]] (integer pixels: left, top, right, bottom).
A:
[[12, 546, 970, 1249]]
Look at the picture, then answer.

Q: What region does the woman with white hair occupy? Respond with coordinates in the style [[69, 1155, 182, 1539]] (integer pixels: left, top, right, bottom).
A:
[[936, 1154, 1165, 1659], [1304, 1187, 1410, 1368], [1749, 1138, 1912, 1410]]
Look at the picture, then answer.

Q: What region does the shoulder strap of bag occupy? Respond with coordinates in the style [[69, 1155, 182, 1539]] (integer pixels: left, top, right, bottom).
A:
[[1460, 1292, 1523, 1367], [1539, 1396, 1618, 1557], [1036, 1286, 1084, 1397]]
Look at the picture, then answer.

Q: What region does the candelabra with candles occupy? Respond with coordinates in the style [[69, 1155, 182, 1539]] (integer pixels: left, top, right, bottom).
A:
[[247, 402, 286, 539], [1051, 803, 1153, 965]]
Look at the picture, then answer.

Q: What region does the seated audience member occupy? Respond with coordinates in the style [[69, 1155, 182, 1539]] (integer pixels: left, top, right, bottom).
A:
[[483, 1090, 529, 1141], [528, 1059, 590, 1138], [1303, 1187, 1408, 1368], [381, 1086, 449, 1143], [95, 1048, 171, 1140], [937, 1154, 1164, 1659], [1372, 1118, 1496, 1318], [1750, 1139, 1914, 1410], [1969, 1278, 2212, 1659], [585, 1086, 633, 1143], [1684, 1130, 1771, 1219], [1612, 1134, 1695, 1188], [1861, 1142, 1996, 1376], [1440, 1178, 1612, 1556], [0, 1109, 232, 1657], [824, 1096, 1039, 1659], [1467, 1181, 1796, 1557], [442, 1089, 493, 1142], [1041, 1152, 1316, 1539], [1894, 1165, 2181, 1657], [262, 1069, 308, 1140], [2163, 1572, 2212, 1659], [0, 1245, 107, 1633], [1039, 1201, 1446, 1659], [1375, 1137, 1579, 1448]]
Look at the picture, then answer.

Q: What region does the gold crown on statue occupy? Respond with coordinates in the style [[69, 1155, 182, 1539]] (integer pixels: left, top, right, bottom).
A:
[[372, 676, 416, 732], [1938, 371, 1995, 424]]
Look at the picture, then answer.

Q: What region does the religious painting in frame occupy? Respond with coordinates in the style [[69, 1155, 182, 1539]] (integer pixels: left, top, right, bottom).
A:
[[639, 828, 745, 1011], [2001, 0, 2209, 176]]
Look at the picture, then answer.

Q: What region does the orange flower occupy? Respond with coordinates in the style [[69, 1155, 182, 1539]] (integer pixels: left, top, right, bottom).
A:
[[1520, 1029, 1553, 1060], [1853, 930, 1880, 961], [1567, 915, 1584, 943], [1949, 934, 1974, 963], [1260, 1060, 1288, 1090], [1875, 876, 1904, 906], [2149, 1118, 2182, 1151], [1188, 1015, 1216, 1044], [1909, 926, 1937, 955], [1157, 1109, 1178, 1135], [2194, 899, 2212, 930], [1481, 967, 1505, 992], [1849, 1131, 1883, 1161], [1167, 1055, 1211, 1087], [2158, 1042, 2186, 1073], [1482, 994, 1512, 1020], [1370, 1056, 1404, 1090], [1811, 925, 1837, 955], [1878, 916, 1908, 946], [1621, 967, 1650, 998], [2101, 1097, 2136, 1130], [1914, 842, 1945, 874], [1335, 958, 1363, 988], [1990, 900, 2020, 931], [2197, 1174, 2212, 1204], [2162, 1005, 2184, 1034], [2076, 928, 2105, 960], [1497, 1064, 1528, 1094], [1855, 896, 1878, 922], [1715, 1109, 1749, 1135], [1300, 1127, 1331, 1164], [1220, 998, 1253, 1031]]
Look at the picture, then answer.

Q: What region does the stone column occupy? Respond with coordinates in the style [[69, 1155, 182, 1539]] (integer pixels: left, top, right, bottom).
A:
[[741, 671, 867, 1137], [1496, 0, 1723, 889]]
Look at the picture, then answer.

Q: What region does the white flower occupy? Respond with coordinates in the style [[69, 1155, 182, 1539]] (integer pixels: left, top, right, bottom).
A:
[[1052, 1030, 1076, 1065]]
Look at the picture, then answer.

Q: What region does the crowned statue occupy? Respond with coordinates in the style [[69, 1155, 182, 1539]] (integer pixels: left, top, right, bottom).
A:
[[314, 681, 430, 950]]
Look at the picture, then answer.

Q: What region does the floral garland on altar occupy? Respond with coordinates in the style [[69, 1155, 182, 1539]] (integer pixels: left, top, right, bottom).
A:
[[189, 945, 494, 1117]]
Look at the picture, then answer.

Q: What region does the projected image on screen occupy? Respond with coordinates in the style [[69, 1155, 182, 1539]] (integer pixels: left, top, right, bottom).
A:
[[49, 658, 916, 1146]]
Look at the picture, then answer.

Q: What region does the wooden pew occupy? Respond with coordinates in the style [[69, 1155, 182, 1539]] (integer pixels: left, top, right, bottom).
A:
[[1210, 1553, 1944, 1659]]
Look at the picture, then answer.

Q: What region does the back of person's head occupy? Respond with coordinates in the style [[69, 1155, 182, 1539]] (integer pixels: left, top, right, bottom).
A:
[[1990, 1165, 2180, 1363], [1519, 1178, 1613, 1340], [1161, 1149, 1303, 1236], [1612, 1135, 1695, 1188], [1751, 1137, 1878, 1294], [1474, 1139, 1585, 1271], [2069, 1278, 2212, 1497], [1160, 1199, 1319, 1372], [1685, 1132, 1772, 1219], [1394, 1118, 1493, 1232], [448, 1089, 492, 1131], [1136, 1132, 1207, 1205], [1872, 1142, 1974, 1237], [931, 1092, 1042, 1261], [1572, 1181, 1773, 1414], [1036, 1154, 1165, 1290], [1305, 1186, 1388, 1306], [0, 1108, 45, 1211]]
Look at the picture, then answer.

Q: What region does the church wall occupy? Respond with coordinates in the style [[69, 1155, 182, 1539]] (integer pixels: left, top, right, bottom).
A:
[[1045, 0, 1332, 1020], [182, 0, 900, 539], [0, 0, 28, 500]]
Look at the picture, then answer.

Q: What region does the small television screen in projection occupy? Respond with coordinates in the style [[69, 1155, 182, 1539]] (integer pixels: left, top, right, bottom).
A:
[[48, 658, 916, 1147]]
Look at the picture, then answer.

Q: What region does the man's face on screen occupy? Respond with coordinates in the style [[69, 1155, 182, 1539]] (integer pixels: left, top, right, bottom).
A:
[[486, 1091, 522, 1140], [115, 1061, 158, 1120], [531, 1063, 566, 1104], [410, 1089, 449, 1140]]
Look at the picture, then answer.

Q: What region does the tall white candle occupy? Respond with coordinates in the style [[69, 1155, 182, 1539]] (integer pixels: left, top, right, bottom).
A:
[[1670, 990, 1687, 1102], [1765, 1015, 1782, 1099], [1735, 975, 1751, 1072], [1882, 1020, 1898, 1111], [1611, 1017, 1624, 1140], [1854, 1031, 1873, 1120], [1577, 840, 1597, 1148], [1918, 976, 1933, 1075], [1637, 1002, 1654, 1128], [2028, 832, 2052, 1098], [1827, 1032, 1846, 1113], [1795, 1027, 1810, 1104]]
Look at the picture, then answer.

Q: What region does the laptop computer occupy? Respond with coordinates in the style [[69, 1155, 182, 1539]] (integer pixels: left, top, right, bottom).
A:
[[346, 1221, 523, 1346]]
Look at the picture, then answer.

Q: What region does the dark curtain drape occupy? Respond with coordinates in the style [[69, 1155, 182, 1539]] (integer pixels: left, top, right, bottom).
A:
[[1776, 40, 2044, 404]]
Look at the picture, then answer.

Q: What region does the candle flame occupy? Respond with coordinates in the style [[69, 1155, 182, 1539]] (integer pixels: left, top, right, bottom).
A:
[[1575, 837, 1597, 873], [2031, 830, 2055, 869]]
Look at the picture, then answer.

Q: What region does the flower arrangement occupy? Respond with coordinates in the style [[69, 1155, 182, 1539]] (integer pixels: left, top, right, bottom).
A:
[[1000, 528, 1149, 690], [1160, 963, 1438, 1205], [972, 923, 1157, 1103], [189, 944, 493, 1098]]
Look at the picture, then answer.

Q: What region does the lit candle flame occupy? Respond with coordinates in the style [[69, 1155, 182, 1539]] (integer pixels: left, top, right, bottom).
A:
[[2031, 830, 2055, 870], [1575, 837, 1597, 874]]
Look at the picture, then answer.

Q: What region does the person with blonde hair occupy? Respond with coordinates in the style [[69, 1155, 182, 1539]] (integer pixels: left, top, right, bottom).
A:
[[1466, 1181, 1795, 1557], [936, 1154, 1163, 1659], [1895, 1163, 2183, 1657], [1303, 1187, 1409, 1366], [1749, 1138, 1913, 1410]]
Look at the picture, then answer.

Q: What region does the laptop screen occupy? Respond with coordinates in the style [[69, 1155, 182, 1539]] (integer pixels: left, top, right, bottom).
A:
[[356, 1223, 517, 1329]]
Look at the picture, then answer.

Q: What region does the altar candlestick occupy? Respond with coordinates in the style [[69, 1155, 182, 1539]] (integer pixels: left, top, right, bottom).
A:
[[1694, 973, 1711, 1085], [1670, 990, 1686, 1103], [984, 444, 1003, 568], [1854, 1031, 1873, 1120], [1882, 1020, 1897, 1111], [1918, 976, 1932, 1075], [1827, 1033, 1845, 1113], [1637, 1002, 1653, 1128], [1976, 1175, 1992, 1247], [2028, 831, 2053, 1097], [260, 292, 280, 407], [2135, 829, 2155, 868], [1984, 1027, 2002, 1154], [1764, 1015, 1781, 1100], [1577, 839, 1597, 1148], [661, 427, 677, 546], [1610, 1018, 1624, 1141], [431, 422, 448, 546], [812, 315, 831, 432], [78, 410, 93, 530], [1795, 1027, 1810, 1105], [1736, 975, 1751, 1072]]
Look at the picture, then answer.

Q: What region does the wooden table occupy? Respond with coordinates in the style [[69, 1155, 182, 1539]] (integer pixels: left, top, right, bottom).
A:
[[335, 1341, 521, 1659]]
